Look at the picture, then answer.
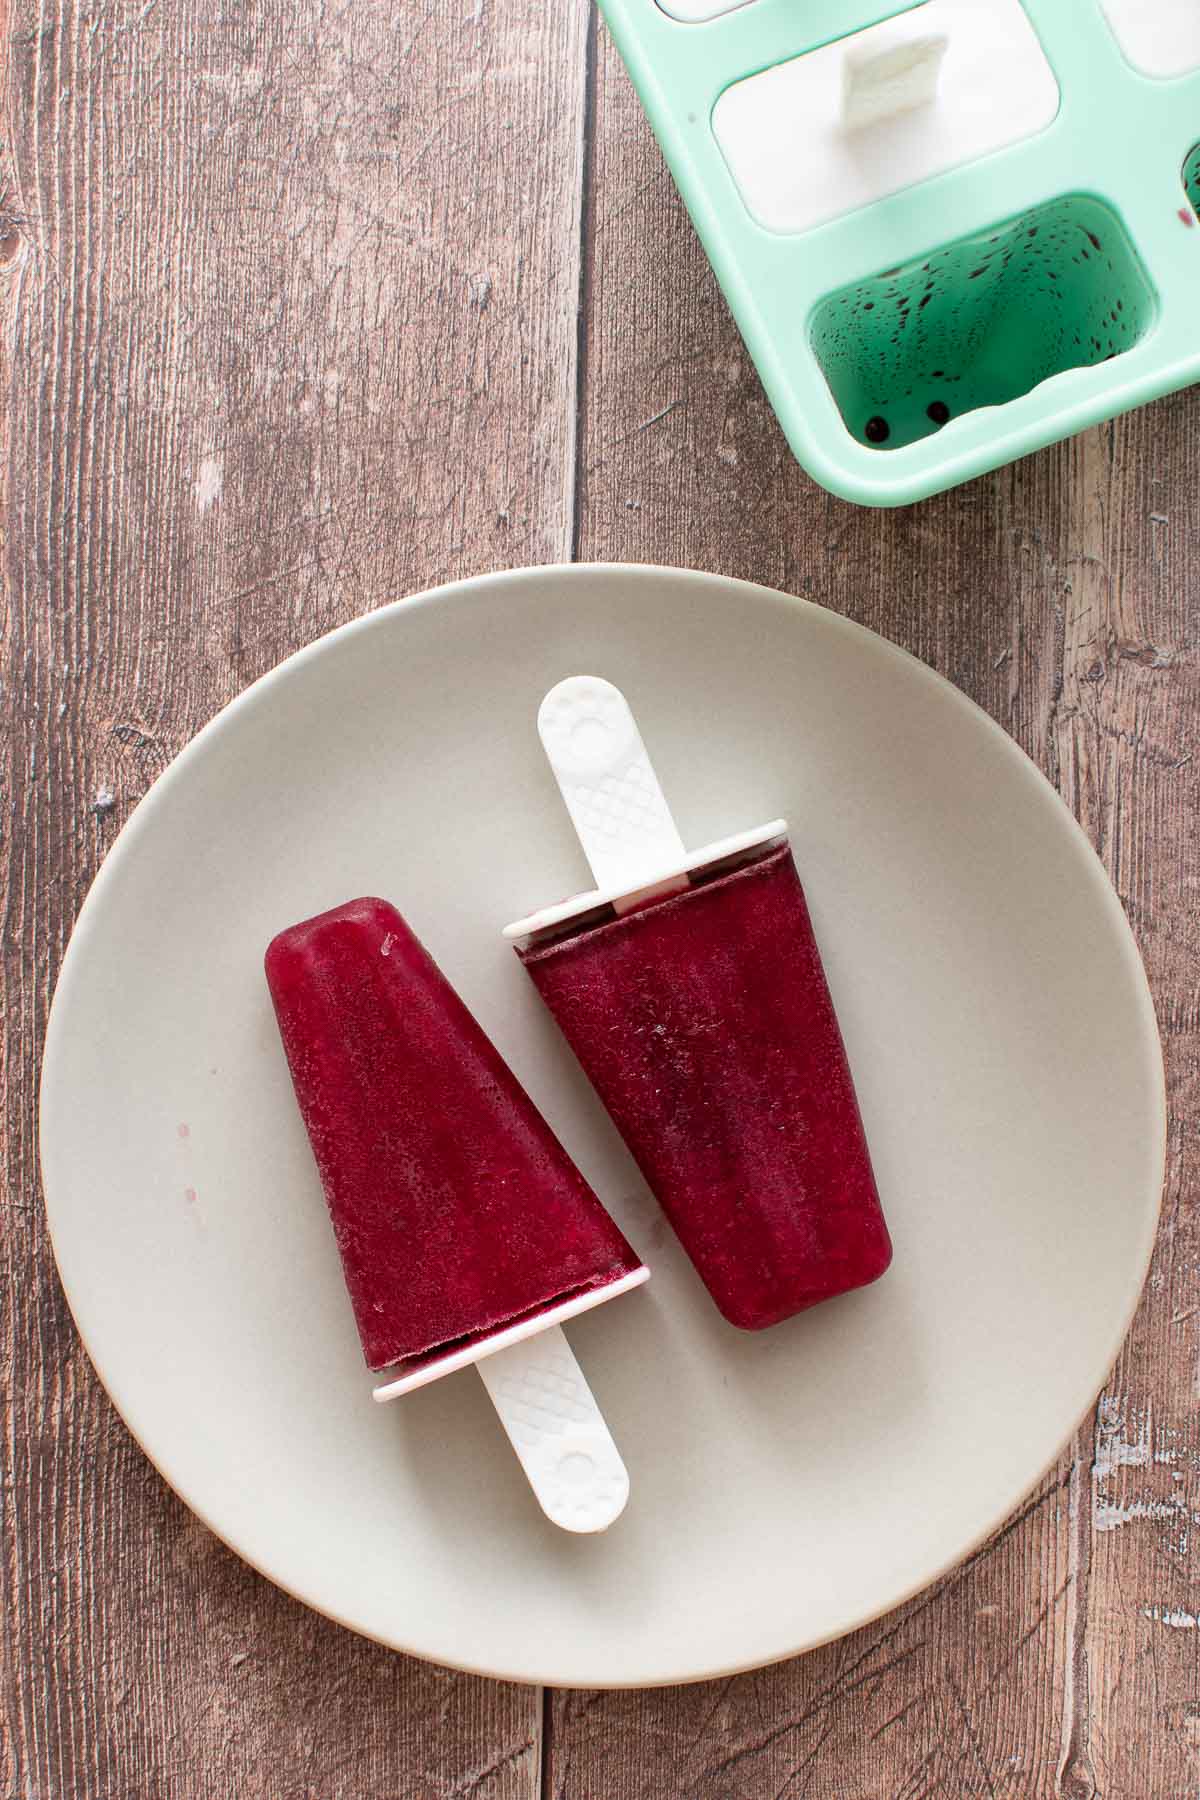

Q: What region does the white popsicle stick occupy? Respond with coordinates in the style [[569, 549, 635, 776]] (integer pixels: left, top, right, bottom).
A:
[[505, 676, 786, 943], [370, 1255, 647, 1536], [537, 676, 688, 905], [476, 1326, 631, 1533], [841, 19, 949, 133]]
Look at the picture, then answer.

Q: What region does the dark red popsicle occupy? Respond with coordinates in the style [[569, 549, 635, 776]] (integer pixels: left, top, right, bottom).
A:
[[518, 843, 892, 1330], [266, 897, 643, 1373]]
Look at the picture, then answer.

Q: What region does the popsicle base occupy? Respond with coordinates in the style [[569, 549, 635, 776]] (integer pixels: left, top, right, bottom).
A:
[[504, 820, 787, 945], [371, 1265, 649, 1400]]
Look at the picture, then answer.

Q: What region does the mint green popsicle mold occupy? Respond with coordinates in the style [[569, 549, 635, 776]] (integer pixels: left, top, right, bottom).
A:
[[596, 0, 1200, 505]]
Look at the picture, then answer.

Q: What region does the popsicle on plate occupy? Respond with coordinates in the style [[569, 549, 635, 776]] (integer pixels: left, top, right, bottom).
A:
[[266, 897, 648, 1531], [505, 678, 892, 1331]]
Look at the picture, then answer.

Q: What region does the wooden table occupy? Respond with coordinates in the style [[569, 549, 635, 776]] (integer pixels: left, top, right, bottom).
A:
[[2, 1, 1197, 1793]]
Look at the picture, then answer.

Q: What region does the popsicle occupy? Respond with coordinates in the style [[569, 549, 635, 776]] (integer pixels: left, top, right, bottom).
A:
[[504, 678, 892, 1331], [265, 896, 648, 1531]]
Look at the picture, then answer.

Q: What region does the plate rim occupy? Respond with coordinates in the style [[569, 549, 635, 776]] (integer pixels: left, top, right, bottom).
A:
[[39, 561, 1167, 1686]]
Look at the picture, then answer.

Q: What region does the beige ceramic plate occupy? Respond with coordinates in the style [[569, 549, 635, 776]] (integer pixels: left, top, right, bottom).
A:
[[40, 565, 1164, 1687]]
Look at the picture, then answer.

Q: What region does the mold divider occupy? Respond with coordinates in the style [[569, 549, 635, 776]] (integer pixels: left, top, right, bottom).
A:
[[1020, 0, 1133, 89]]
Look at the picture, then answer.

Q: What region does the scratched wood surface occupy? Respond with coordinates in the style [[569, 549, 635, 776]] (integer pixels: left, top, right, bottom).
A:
[[1, 0, 1197, 1794]]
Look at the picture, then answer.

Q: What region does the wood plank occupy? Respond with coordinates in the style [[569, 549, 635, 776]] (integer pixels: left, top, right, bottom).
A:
[[550, 16, 1200, 1796], [1056, 416, 1200, 1800], [0, 0, 587, 1789]]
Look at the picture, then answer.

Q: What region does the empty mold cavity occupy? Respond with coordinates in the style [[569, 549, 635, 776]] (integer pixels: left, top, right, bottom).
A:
[[1186, 143, 1200, 220], [1098, 0, 1200, 79], [811, 195, 1156, 452]]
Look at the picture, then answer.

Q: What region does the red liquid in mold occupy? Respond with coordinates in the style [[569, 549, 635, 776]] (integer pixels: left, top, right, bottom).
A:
[[518, 844, 892, 1329], [266, 898, 643, 1372]]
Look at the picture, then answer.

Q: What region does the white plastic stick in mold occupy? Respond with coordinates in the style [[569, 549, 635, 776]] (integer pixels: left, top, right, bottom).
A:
[[841, 17, 949, 132], [505, 676, 787, 945], [711, 0, 1058, 238]]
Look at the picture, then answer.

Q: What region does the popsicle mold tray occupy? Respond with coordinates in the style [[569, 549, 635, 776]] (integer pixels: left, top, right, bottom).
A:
[[598, 0, 1200, 504]]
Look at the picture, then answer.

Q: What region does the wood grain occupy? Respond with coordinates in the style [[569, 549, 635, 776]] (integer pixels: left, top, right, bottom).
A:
[[3, 0, 1199, 1793], [0, 0, 586, 1790]]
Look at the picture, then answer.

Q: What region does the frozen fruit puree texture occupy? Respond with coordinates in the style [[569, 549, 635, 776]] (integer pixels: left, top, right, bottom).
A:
[[519, 844, 892, 1329], [265, 897, 642, 1372]]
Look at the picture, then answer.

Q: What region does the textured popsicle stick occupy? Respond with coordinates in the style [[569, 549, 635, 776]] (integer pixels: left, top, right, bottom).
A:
[[521, 676, 784, 937], [476, 1327, 631, 1533], [537, 676, 687, 897]]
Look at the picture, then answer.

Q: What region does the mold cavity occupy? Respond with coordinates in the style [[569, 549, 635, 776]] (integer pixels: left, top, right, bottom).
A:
[[810, 194, 1156, 453], [1186, 142, 1200, 221], [1098, 0, 1200, 80]]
